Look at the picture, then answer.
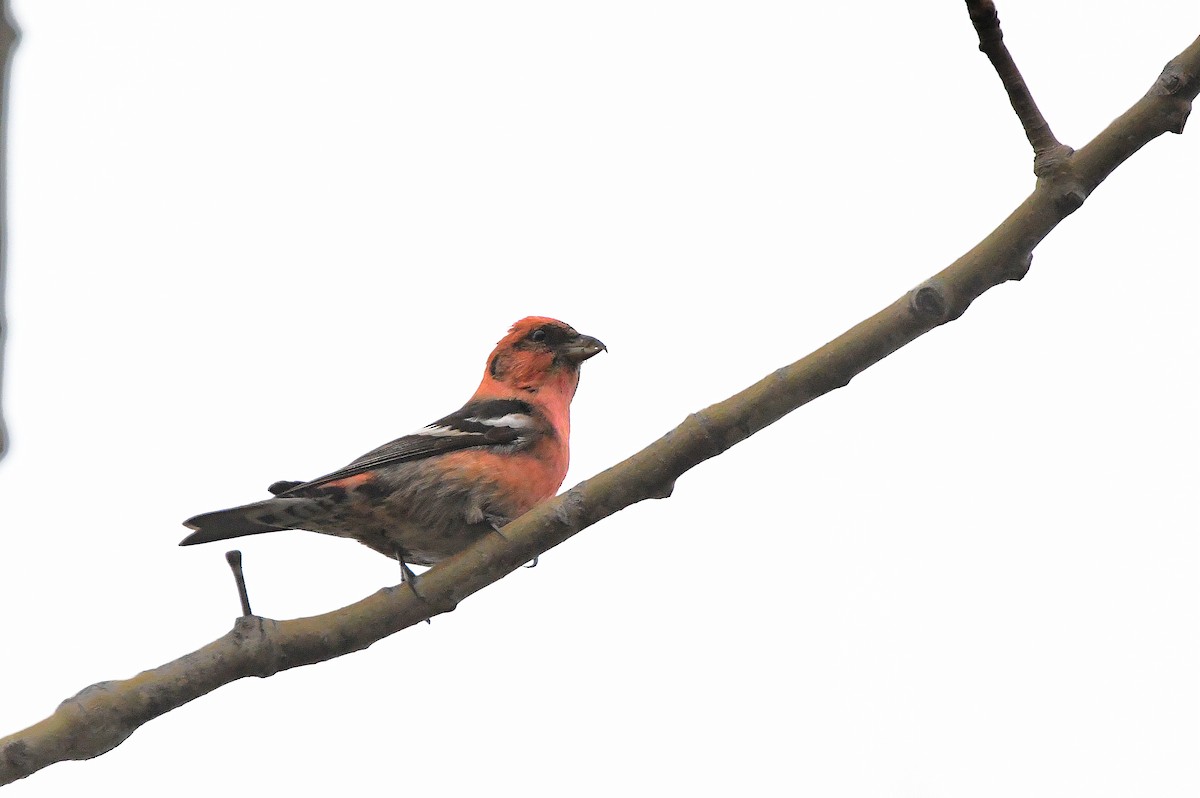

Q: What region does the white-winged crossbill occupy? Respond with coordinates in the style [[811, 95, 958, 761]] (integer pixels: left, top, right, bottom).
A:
[[180, 317, 605, 576]]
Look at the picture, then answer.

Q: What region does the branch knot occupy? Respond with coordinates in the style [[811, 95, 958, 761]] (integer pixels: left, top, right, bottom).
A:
[[1053, 185, 1088, 215], [231, 616, 283, 678], [1152, 59, 1198, 98], [908, 281, 950, 322], [1032, 143, 1075, 178]]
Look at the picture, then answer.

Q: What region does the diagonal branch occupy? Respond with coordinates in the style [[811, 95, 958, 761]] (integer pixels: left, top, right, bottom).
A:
[[965, 0, 1071, 174], [2, 19, 1198, 791]]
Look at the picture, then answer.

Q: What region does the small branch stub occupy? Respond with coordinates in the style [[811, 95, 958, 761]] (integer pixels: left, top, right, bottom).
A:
[[225, 550, 253, 617], [1163, 103, 1191, 135], [1007, 251, 1033, 282], [1054, 186, 1087, 215]]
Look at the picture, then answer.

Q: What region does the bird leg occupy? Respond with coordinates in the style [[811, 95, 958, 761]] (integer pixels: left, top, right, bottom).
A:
[[393, 547, 433, 623], [393, 547, 419, 586]]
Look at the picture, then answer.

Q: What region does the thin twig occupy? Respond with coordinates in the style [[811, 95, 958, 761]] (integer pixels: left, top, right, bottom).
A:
[[965, 0, 1067, 170], [0, 0, 17, 462], [225, 551, 253, 617]]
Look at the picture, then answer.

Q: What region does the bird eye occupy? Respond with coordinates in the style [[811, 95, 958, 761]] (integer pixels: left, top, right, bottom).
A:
[[530, 329, 548, 343]]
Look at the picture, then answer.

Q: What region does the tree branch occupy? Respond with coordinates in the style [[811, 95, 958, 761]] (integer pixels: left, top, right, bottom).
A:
[[0, 0, 16, 461], [965, 0, 1070, 174], [2, 14, 1198, 789]]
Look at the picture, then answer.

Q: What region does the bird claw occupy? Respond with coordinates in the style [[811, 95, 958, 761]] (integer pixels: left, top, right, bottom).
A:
[[486, 515, 510, 541], [394, 549, 431, 621], [393, 549, 416, 582], [491, 519, 537, 569]]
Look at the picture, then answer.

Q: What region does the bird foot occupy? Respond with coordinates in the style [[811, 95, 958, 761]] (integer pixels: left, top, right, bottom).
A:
[[394, 549, 432, 622]]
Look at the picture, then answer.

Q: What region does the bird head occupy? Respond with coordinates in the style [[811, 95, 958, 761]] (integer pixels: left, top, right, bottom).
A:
[[481, 317, 605, 397]]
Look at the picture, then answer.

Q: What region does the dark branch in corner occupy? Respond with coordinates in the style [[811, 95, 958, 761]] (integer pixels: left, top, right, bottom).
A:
[[965, 0, 1073, 175], [0, 6, 1197, 788], [0, 0, 17, 461]]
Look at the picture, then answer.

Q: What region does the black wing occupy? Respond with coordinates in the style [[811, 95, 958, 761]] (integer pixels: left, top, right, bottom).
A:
[[274, 398, 539, 496]]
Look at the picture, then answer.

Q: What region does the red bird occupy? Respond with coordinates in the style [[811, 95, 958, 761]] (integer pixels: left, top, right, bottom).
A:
[[181, 317, 605, 579]]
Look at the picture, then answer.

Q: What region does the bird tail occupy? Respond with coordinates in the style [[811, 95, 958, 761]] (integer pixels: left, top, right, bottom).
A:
[[180, 498, 305, 546]]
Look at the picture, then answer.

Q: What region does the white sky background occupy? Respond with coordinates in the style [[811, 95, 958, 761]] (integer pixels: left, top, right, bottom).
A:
[[1, 1, 1197, 795]]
